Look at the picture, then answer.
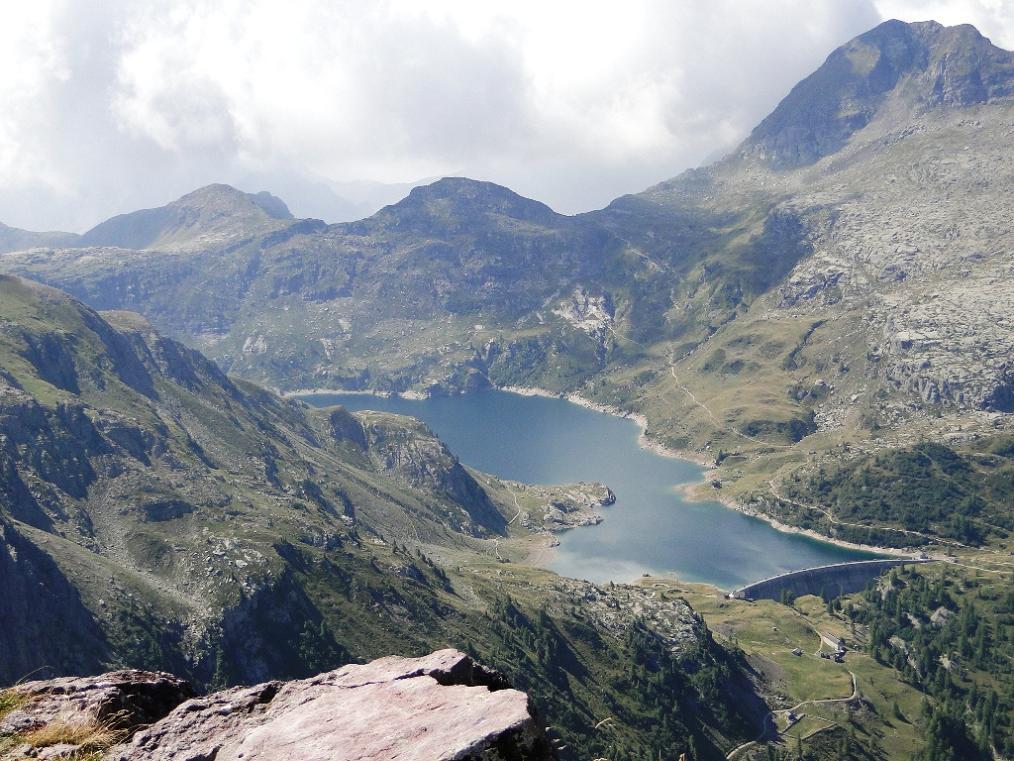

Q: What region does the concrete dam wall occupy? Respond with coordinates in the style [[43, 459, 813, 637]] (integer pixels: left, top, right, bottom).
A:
[[731, 559, 933, 601]]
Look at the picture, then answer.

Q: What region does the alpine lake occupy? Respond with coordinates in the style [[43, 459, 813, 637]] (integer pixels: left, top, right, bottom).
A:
[[302, 390, 877, 589]]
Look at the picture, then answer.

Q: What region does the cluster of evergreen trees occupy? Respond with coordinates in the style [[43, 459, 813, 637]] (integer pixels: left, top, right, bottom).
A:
[[479, 593, 747, 760], [783, 442, 1014, 546], [850, 568, 1013, 759]]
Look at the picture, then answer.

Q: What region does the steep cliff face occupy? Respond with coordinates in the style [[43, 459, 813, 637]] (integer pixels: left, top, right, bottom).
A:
[[357, 411, 506, 535], [0, 519, 109, 682]]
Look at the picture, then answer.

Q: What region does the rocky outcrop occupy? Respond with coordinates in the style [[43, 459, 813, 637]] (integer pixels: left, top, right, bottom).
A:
[[542, 483, 616, 529], [358, 411, 507, 535], [114, 650, 550, 761], [324, 406, 368, 450], [0, 652, 552, 761], [497, 480, 616, 531], [0, 670, 193, 760]]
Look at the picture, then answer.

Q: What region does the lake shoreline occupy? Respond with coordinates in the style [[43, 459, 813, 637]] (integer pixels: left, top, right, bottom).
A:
[[288, 384, 905, 563], [496, 385, 715, 467], [285, 386, 429, 400], [677, 482, 912, 560]]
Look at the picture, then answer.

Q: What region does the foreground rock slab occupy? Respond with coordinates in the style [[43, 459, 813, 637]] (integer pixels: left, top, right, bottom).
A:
[[109, 649, 551, 761], [1, 651, 550, 761], [0, 670, 194, 737], [0, 670, 194, 760]]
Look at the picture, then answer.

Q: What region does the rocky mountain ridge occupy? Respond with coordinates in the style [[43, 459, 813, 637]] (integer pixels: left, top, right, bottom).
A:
[[0, 185, 294, 256], [741, 20, 1014, 168], [78, 185, 294, 252]]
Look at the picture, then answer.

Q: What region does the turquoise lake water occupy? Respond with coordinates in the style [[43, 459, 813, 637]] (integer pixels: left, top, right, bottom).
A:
[[302, 391, 876, 589]]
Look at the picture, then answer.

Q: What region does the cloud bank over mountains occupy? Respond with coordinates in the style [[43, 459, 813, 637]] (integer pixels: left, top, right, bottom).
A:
[[1, 0, 1010, 231]]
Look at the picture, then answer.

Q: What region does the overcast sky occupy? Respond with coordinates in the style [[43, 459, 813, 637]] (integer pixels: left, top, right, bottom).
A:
[[2, 0, 1012, 231]]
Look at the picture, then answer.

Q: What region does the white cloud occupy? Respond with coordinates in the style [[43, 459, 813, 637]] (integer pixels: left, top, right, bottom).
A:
[[0, 1, 1006, 231], [0, 1, 70, 193]]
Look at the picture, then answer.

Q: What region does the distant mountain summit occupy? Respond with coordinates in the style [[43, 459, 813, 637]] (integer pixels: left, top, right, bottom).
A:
[[743, 19, 1014, 168], [79, 183, 294, 250], [359, 177, 561, 234], [0, 221, 79, 254]]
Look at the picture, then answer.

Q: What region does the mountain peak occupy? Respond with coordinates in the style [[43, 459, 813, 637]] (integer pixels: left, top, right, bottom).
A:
[[0, 221, 80, 255], [174, 184, 293, 220], [402, 177, 553, 212], [79, 184, 293, 250], [364, 177, 559, 231], [741, 19, 1014, 169], [408, 176, 520, 197]]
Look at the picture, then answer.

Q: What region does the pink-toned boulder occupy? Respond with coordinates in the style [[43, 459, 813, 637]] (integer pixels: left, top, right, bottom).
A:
[[110, 650, 553, 761], [0, 670, 194, 736]]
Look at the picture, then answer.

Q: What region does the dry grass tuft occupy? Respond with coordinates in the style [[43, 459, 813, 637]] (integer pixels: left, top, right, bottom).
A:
[[0, 734, 24, 755], [0, 689, 29, 721], [23, 720, 126, 752]]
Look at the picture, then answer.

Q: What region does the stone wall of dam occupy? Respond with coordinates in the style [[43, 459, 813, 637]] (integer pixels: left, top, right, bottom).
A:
[[731, 559, 934, 601]]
